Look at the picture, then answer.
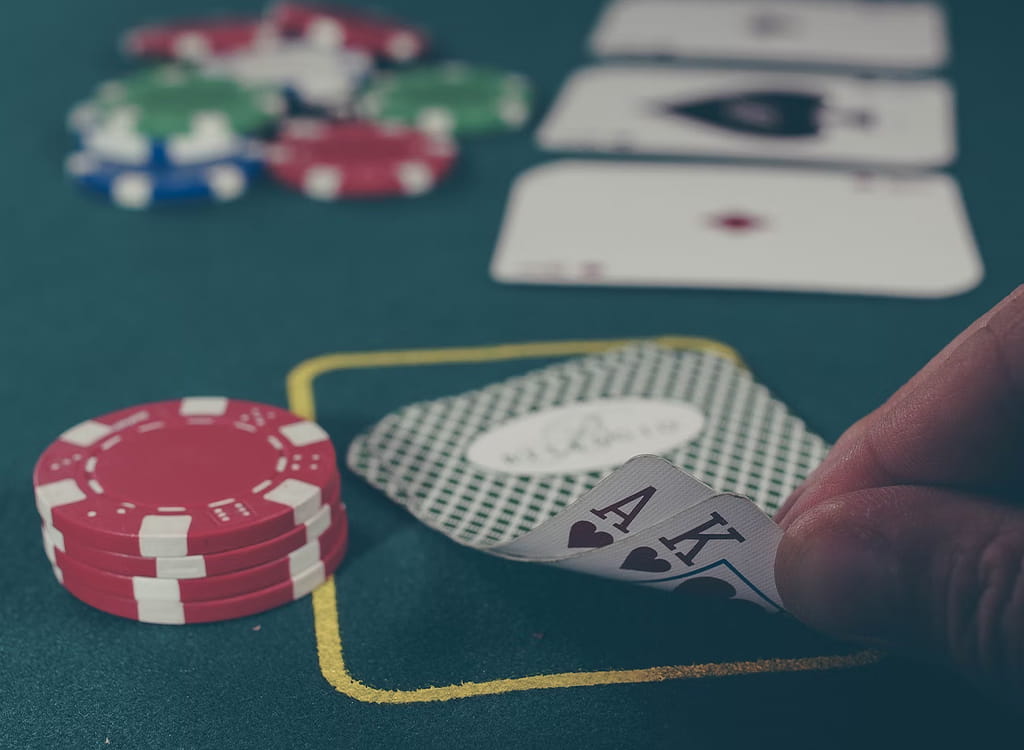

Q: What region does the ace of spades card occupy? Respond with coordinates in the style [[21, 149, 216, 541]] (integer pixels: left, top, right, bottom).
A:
[[348, 343, 831, 611], [536, 65, 956, 168]]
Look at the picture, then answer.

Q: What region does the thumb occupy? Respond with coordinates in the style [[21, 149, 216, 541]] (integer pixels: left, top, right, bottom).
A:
[[776, 485, 1024, 697]]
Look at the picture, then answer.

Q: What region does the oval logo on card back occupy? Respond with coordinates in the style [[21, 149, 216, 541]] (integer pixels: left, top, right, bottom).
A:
[[465, 398, 705, 475]]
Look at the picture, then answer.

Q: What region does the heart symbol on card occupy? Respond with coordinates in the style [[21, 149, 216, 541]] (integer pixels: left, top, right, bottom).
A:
[[567, 521, 614, 549], [620, 546, 671, 573]]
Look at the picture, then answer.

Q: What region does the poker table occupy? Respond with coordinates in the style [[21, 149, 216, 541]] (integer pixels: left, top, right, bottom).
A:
[[2, 0, 1021, 746]]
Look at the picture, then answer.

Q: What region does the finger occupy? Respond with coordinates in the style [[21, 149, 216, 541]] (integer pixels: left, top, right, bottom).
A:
[[776, 285, 1024, 526], [776, 484, 1024, 699]]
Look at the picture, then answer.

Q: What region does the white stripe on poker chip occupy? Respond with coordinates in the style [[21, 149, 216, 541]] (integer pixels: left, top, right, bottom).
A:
[[46, 525, 66, 551], [264, 479, 322, 523], [82, 127, 149, 166], [132, 576, 182, 601], [42, 530, 56, 564], [304, 166, 344, 200], [279, 421, 329, 448], [154, 555, 207, 579], [138, 515, 193, 557], [416, 107, 456, 136], [167, 135, 249, 165], [385, 32, 420, 62], [111, 172, 155, 210], [180, 397, 229, 416], [35, 479, 88, 524], [287, 538, 322, 575], [499, 97, 529, 127], [104, 107, 142, 130], [306, 18, 347, 48], [205, 165, 248, 202], [167, 117, 248, 164], [173, 32, 212, 60], [60, 419, 114, 447], [396, 161, 434, 195], [291, 560, 327, 598], [304, 504, 332, 542], [136, 600, 186, 625], [188, 110, 234, 133]]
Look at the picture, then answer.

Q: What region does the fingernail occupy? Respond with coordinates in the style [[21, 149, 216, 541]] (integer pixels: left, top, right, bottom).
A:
[[777, 524, 901, 641]]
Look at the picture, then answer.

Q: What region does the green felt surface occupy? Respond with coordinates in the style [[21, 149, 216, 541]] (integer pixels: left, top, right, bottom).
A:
[[1, 0, 1022, 747]]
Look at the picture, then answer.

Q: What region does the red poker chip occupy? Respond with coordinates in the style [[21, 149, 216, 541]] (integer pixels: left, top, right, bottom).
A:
[[120, 18, 275, 60], [48, 502, 347, 603], [34, 397, 338, 556], [41, 480, 341, 579], [268, 2, 428, 62], [267, 118, 457, 199], [54, 512, 348, 624]]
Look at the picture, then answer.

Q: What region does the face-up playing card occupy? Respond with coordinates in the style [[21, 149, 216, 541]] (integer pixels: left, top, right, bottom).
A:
[[589, 0, 949, 71], [536, 65, 956, 168], [347, 343, 829, 609], [554, 475, 785, 610], [490, 160, 982, 298]]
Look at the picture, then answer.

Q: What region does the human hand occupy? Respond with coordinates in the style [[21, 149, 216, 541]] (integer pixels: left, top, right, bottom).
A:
[[775, 286, 1024, 700]]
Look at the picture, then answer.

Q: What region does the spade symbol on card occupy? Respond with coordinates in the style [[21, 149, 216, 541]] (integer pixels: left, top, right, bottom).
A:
[[567, 521, 614, 549], [660, 91, 875, 139]]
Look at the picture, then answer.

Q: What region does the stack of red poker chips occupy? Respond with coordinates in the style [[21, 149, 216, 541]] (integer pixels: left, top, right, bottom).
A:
[[33, 397, 347, 624]]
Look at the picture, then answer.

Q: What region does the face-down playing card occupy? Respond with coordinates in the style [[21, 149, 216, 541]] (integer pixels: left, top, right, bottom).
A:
[[536, 65, 955, 168], [347, 343, 828, 609], [489, 160, 982, 299], [589, 0, 949, 71]]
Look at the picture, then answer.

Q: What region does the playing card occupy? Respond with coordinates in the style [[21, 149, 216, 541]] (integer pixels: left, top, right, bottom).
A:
[[348, 342, 826, 558], [490, 160, 982, 298], [555, 480, 784, 610], [589, 0, 949, 71], [536, 65, 956, 168]]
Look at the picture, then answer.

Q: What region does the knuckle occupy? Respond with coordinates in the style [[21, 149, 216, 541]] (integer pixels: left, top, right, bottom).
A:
[[944, 516, 1024, 695]]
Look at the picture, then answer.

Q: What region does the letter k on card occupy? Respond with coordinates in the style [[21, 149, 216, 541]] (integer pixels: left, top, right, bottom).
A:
[[555, 462, 785, 611]]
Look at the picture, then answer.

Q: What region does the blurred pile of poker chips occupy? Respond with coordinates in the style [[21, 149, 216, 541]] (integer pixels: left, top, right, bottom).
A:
[[34, 397, 348, 624], [65, 2, 534, 209]]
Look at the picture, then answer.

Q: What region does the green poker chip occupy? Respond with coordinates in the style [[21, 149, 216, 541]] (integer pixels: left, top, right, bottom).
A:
[[357, 62, 533, 137], [71, 65, 286, 139]]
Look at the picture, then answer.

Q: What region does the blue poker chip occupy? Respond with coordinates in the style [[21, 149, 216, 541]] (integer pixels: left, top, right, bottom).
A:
[[65, 146, 264, 209]]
